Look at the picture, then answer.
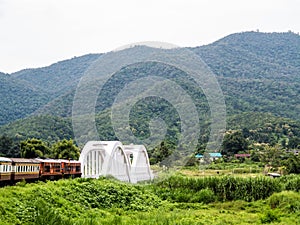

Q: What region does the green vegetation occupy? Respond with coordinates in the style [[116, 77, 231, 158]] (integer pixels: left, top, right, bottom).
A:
[[19, 138, 80, 160], [20, 138, 50, 158], [195, 31, 300, 120], [1, 175, 300, 225], [0, 73, 48, 126], [0, 115, 73, 143], [51, 139, 80, 160]]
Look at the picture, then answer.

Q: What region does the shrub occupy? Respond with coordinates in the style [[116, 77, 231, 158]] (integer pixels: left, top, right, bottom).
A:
[[283, 175, 300, 192], [155, 175, 283, 202], [260, 210, 280, 224], [268, 191, 300, 213], [190, 189, 216, 204]]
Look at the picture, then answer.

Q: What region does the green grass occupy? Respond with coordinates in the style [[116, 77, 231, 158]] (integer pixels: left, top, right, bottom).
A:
[[0, 174, 300, 225]]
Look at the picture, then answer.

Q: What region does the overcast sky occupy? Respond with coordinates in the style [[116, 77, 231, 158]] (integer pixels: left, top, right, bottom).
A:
[[0, 0, 299, 73]]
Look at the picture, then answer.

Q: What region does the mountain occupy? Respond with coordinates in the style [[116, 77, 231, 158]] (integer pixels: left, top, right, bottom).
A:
[[0, 54, 100, 125], [0, 72, 48, 125], [21, 31, 300, 122], [194, 31, 300, 120], [0, 115, 73, 142], [0, 31, 299, 148], [11, 54, 100, 96]]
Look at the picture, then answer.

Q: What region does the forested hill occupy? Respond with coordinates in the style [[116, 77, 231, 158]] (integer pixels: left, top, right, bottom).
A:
[[0, 54, 100, 125], [35, 31, 300, 121], [11, 53, 100, 96], [197, 31, 300, 76], [0, 72, 48, 125], [0, 31, 299, 143], [195, 31, 300, 120]]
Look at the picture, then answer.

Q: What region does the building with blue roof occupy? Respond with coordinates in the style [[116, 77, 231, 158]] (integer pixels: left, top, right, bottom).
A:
[[195, 152, 222, 162]]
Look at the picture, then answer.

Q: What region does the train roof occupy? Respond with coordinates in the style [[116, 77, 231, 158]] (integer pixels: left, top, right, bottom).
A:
[[0, 157, 12, 162], [35, 158, 62, 163], [10, 158, 40, 163], [35, 158, 80, 163], [59, 159, 81, 163]]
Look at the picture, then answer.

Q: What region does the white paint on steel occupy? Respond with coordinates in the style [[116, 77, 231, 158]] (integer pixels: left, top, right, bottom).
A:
[[124, 144, 153, 183], [79, 141, 153, 183]]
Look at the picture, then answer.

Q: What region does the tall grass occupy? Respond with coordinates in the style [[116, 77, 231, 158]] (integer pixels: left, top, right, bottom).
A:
[[1, 175, 300, 224], [154, 175, 284, 202]]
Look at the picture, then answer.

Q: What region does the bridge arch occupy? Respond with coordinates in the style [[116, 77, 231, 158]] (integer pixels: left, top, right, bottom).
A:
[[124, 144, 153, 183], [79, 141, 131, 182]]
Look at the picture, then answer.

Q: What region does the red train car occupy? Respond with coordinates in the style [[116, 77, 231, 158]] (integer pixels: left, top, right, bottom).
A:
[[0, 157, 12, 182], [1, 157, 82, 184], [10, 158, 40, 181], [36, 159, 63, 180], [61, 160, 81, 178]]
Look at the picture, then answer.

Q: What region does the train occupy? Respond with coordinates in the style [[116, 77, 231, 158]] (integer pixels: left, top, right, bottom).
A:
[[0, 157, 81, 185]]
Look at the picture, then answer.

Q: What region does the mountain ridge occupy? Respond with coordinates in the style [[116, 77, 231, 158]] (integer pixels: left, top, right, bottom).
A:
[[0, 31, 299, 144]]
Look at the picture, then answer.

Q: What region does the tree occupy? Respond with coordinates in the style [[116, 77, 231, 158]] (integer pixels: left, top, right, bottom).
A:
[[259, 145, 284, 168], [149, 141, 173, 165], [221, 130, 248, 156], [20, 138, 50, 158], [0, 135, 20, 157], [288, 137, 300, 149], [51, 139, 80, 160], [284, 154, 300, 174]]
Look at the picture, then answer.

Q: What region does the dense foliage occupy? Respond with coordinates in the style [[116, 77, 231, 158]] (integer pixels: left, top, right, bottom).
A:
[[154, 175, 284, 202], [0, 115, 74, 143], [195, 31, 300, 120], [0, 73, 48, 126], [1, 175, 300, 224]]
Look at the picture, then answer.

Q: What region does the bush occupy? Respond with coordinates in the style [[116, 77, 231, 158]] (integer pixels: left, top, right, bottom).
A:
[[260, 210, 280, 224], [190, 189, 216, 204], [283, 175, 300, 192], [268, 191, 300, 213]]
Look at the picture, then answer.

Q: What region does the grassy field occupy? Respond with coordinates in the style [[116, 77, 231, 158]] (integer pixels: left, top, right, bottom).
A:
[[0, 170, 300, 225]]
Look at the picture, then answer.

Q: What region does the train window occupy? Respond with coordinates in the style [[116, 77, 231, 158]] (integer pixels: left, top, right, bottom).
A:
[[76, 166, 80, 172], [45, 165, 50, 172], [54, 164, 61, 172], [0, 165, 2, 172]]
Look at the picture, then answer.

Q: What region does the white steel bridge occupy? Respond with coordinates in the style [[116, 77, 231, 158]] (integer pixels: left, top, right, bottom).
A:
[[79, 141, 153, 183]]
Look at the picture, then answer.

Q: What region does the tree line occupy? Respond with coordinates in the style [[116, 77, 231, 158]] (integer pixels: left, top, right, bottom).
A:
[[0, 136, 80, 160]]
